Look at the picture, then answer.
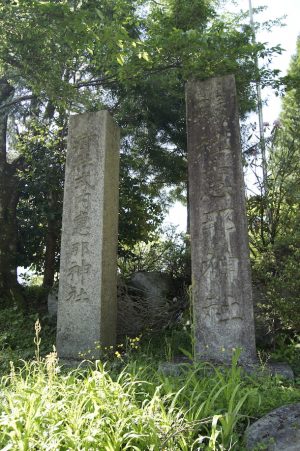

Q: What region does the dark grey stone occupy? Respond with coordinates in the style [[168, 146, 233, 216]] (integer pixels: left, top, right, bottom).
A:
[[158, 362, 185, 377], [117, 272, 184, 338], [245, 403, 300, 450], [129, 271, 174, 322], [186, 75, 257, 365], [130, 271, 173, 300]]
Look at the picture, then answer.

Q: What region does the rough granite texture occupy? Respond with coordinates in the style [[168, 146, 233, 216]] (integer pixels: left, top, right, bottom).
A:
[[56, 111, 120, 360], [186, 75, 256, 364], [245, 403, 300, 450]]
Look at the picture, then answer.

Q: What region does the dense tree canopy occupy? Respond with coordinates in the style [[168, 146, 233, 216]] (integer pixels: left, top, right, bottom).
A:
[[0, 0, 284, 297]]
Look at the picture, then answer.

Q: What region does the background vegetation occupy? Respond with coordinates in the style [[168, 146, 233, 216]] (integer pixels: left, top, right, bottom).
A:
[[0, 0, 300, 449]]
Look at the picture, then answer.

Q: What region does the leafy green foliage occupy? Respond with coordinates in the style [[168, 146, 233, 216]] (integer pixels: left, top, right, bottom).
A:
[[119, 148, 168, 248], [248, 37, 300, 337], [16, 119, 65, 274], [0, 0, 143, 106], [118, 226, 189, 278], [0, 0, 284, 289]]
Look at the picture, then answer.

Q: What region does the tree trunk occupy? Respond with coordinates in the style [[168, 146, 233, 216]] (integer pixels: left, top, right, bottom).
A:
[[43, 227, 57, 288], [186, 179, 190, 235], [0, 164, 20, 294], [42, 103, 62, 289], [42, 193, 59, 289], [184, 179, 191, 283], [0, 78, 23, 300]]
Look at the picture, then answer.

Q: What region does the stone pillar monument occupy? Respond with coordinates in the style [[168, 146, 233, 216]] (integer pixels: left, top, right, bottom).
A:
[[186, 75, 256, 364], [56, 111, 120, 361]]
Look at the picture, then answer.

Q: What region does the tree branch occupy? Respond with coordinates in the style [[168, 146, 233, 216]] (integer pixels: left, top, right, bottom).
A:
[[75, 63, 182, 89], [0, 62, 182, 110], [11, 154, 26, 172], [0, 94, 35, 111]]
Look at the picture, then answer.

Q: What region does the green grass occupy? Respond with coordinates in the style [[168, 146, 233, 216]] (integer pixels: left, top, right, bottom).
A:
[[0, 306, 300, 450]]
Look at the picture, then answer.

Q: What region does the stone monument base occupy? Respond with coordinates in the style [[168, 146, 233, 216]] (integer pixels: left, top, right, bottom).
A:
[[158, 358, 294, 381]]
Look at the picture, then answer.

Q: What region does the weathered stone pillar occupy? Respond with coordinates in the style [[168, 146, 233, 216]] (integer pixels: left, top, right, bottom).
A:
[[186, 75, 256, 364], [56, 111, 120, 361]]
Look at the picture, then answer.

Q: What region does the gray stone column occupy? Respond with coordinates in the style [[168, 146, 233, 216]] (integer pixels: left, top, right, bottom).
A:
[[186, 75, 256, 364], [56, 111, 120, 360]]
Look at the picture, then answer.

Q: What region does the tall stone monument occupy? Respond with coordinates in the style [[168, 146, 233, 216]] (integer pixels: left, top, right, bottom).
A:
[[56, 111, 120, 361], [186, 75, 256, 364]]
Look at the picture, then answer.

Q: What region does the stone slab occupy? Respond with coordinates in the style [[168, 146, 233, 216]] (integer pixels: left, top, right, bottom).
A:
[[48, 289, 58, 318], [186, 75, 256, 364], [158, 360, 294, 383], [56, 111, 120, 360], [267, 362, 294, 380]]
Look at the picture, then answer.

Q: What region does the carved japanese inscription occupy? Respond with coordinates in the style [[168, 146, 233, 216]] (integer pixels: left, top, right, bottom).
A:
[[56, 111, 120, 361], [186, 75, 257, 364]]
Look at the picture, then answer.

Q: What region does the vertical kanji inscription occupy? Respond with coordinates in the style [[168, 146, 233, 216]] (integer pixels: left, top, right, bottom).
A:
[[186, 75, 257, 364], [57, 111, 120, 361]]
